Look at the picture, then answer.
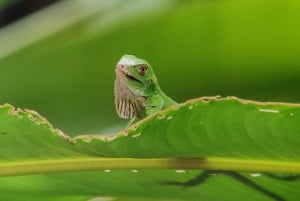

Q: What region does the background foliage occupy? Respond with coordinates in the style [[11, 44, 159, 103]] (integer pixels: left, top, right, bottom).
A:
[[1, 0, 300, 136]]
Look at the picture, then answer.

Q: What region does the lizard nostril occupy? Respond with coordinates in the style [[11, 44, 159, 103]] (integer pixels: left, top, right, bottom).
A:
[[117, 63, 125, 69]]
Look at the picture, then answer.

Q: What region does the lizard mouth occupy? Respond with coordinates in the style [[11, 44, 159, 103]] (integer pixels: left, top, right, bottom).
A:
[[117, 67, 142, 83]]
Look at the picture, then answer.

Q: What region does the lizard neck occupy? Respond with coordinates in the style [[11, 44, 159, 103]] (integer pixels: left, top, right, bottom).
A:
[[151, 81, 177, 107]]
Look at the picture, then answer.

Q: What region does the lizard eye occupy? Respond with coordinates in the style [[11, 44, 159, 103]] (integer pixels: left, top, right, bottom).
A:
[[137, 65, 148, 76]]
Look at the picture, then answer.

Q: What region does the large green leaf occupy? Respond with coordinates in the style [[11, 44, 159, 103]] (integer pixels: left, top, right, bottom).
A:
[[74, 96, 300, 162], [0, 97, 300, 201]]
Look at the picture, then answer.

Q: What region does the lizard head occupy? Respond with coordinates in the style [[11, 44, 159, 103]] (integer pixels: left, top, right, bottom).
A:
[[114, 55, 175, 120], [115, 55, 158, 96]]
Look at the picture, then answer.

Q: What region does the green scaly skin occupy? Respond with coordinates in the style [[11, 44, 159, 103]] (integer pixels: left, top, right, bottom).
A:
[[114, 55, 176, 124]]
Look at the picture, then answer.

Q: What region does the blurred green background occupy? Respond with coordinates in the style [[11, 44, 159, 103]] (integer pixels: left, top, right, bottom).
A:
[[0, 0, 300, 136]]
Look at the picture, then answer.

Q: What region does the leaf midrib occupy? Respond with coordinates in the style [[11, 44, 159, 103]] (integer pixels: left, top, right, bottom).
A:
[[0, 157, 299, 177]]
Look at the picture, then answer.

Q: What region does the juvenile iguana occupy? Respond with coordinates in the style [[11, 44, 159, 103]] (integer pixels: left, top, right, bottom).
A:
[[114, 55, 176, 124]]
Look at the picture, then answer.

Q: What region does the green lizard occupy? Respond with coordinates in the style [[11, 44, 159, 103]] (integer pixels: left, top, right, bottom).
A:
[[114, 55, 176, 124]]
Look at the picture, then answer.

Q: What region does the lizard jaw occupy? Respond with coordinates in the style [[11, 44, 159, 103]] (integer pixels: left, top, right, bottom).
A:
[[116, 65, 142, 83]]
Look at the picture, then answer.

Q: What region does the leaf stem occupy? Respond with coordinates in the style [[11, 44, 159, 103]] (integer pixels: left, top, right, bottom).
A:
[[1, 157, 300, 177]]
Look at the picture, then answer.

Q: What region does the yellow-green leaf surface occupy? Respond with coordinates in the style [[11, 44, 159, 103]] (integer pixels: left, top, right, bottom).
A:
[[0, 97, 300, 201]]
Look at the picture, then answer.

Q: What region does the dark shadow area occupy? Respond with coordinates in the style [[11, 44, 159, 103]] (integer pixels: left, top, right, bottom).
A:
[[265, 173, 300, 182], [0, 0, 61, 27], [162, 170, 286, 201]]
